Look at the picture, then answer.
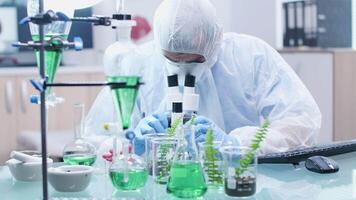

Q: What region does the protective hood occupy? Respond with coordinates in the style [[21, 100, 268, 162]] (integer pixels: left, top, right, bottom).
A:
[[153, 0, 223, 67]]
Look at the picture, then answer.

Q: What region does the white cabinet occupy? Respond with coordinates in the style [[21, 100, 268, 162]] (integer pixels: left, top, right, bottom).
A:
[[16, 72, 41, 132], [280, 50, 356, 143], [0, 76, 18, 163], [0, 67, 104, 163], [281, 52, 333, 144]]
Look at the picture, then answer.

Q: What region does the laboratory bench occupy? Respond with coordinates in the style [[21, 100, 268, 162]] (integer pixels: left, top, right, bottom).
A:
[[1, 152, 356, 200]]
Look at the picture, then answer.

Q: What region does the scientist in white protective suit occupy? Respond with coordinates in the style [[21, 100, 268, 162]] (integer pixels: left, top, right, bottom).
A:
[[86, 0, 321, 156]]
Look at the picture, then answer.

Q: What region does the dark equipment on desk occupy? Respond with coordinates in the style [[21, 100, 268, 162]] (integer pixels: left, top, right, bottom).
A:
[[305, 156, 339, 174], [258, 140, 356, 165]]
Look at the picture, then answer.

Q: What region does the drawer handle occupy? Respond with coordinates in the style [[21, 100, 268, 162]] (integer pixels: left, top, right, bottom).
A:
[[20, 80, 28, 113], [5, 81, 14, 114]]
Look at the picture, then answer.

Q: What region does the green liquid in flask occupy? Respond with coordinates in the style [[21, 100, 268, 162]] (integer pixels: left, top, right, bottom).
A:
[[167, 161, 207, 198], [106, 76, 140, 130], [63, 154, 97, 166], [110, 169, 148, 190], [32, 34, 67, 94]]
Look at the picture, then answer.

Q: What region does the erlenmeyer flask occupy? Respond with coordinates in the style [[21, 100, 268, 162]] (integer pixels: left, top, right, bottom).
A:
[[27, 0, 74, 95], [167, 124, 207, 198], [63, 103, 97, 166]]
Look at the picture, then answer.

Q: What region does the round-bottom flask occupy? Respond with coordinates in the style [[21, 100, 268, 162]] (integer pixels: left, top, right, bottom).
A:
[[109, 141, 148, 191], [63, 103, 97, 166]]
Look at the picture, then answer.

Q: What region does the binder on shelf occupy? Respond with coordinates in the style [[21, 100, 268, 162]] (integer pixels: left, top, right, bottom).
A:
[[289, 2, 296, 46], [283, 0, 318, 48], [296, 1, 306, 46], [284, 2, 296, 47], [304, 0, 318, 47], [283, 3, 291, 47]]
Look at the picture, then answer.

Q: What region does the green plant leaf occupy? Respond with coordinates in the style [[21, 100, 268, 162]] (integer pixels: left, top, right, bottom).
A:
[[204, 128, 223, 184], [166, 118, 182, 137], [157, 117, 182, 181], [235, 120, 269, 177]]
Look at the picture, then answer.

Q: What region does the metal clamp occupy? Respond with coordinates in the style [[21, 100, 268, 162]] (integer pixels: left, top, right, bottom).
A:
[[71, 15, 112, 26], [30, 79, 46, 93], [19, 10, 69, 25], [12, 37, 83, 51]]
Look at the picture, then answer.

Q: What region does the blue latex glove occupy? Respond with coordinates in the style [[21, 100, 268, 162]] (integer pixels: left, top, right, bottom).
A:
[[194, 116, 239, 145], [132, 113, 169, 155]]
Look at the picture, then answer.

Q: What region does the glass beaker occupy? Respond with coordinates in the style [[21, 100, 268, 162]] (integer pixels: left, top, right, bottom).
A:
[[198, 141, 224, 189], [220, 146, 257, 198], [151, 137, 178, 184], [63, 103, 97, 166], [144, 133, 167, 175], [109, 141, 148, 191], [167, 125, 207, 198]]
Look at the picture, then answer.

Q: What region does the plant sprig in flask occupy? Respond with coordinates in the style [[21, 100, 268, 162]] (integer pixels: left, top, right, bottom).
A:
[[204, 128, 223, 185], [156, 117, 183, 182], [235, 120, 269, 177]]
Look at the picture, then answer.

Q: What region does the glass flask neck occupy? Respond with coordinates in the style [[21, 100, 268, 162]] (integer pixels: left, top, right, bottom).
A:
[[73, 103, 85, 140], [113, 139, 132, 161], [116, 0, 125, 14], [174, 125, 199, 162]]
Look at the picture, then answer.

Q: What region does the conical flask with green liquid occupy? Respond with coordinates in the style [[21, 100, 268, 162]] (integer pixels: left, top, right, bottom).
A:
[[27, 0, 74, 95], [167, 124, 207, 198]]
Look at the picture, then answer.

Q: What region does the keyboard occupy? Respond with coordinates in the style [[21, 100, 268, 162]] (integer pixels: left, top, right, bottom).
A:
[[258, 140, 356, 164]]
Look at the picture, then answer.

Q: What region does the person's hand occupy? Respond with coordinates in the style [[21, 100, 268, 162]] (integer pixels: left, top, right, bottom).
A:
[[132, 113, 169, 155], [194, 116, 238, 145]]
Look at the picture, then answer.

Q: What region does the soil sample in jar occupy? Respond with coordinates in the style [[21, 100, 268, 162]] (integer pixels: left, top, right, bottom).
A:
[[224, 176, 256, 197]]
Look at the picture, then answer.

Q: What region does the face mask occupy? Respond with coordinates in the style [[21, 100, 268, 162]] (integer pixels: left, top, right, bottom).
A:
[[165, 60, 209, 85]]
